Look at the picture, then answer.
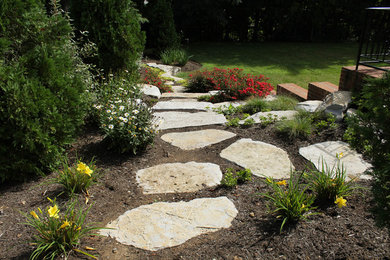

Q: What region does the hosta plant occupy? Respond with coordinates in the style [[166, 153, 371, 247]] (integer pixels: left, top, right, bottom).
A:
[[23, 198, 102, 260]]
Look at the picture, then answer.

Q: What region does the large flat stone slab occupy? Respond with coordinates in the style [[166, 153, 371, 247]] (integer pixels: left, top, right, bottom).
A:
[[161, 93, 207, 99], [136, 162, 222, 194], [154, 111, 227, 130], [100, 197, 238, 251], [239, 110, 297, 125], [161, 129, 236, 150], [299, 141, 372, 179], [220, 138, 294, 179], [153, 101, 213, 111], [295, 100, 323, 112], [140, 84, 161, 99]]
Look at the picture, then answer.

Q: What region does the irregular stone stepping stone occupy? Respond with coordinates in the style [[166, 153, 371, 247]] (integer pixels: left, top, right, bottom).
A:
[[220, 138, 294, 179], [136, 162, 222, 194], [100, 197, 238, 251], [239, 110, 297, 125], [153, 101, 213, 111], [212, 101, 245, 110], [299, 141, 372, 179], [169, 98, 198, 102], [172, 86, 187, 93], [161, 92, 207, 99], [295, 100, 323, 112], [154, 112, 227, 130], [140, 84, 161, 99], [161, 129, 236, 150]]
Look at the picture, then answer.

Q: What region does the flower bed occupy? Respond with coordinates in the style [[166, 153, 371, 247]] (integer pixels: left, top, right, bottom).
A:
[[141, 66, 172, 93], [188, 67, 273, 102]]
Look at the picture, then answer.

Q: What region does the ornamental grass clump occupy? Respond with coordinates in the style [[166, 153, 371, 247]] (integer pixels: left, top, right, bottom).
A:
[[261, 173, 315, 232], [94, 76, 156, 154], [304, 155, 358, 207], [23, 198, 102, 260], [52, 158, 99, 196], [160, 48, 191, 66], [187, 67, 273, 102]]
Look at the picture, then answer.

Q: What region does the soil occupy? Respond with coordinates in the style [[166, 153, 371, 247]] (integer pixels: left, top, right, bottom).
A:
[[1, 121, 390, 260], [1, 61, 389, 259]]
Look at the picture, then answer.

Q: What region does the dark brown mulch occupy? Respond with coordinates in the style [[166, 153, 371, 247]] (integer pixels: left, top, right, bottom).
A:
[[1, 120, 389, 260]]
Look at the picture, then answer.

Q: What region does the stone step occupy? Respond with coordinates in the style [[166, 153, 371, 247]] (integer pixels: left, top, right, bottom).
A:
[[307, 82, 338, 101], [153, 101, 212, 111], [154, 111, 227, 130], [276, 83, 308, 101], [161, 92, 207, 99]]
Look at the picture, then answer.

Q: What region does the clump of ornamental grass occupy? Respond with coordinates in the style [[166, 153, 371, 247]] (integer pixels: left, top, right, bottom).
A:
[[260, 172, 316, 232], [304, 154, 359, 207], [51, 157, 100, 196], [23, 197, 102, 260], [160, 48, 191, 66]]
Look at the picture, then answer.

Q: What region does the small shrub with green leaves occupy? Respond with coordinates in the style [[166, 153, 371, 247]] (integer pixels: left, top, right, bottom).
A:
[[221, 168, 252, 188], [226, 117, 241, 127], [23, 198, 102, 260], [261, 173, 315, 232], [160, 48, 191, 66], [213, 104, 242, 116], [259, 114, 280, 127], [141, 66, 172, 93], [94, 76, 156, 154], [52, 158, 100, 196], [243, 117, 255, 127], [304, 156, 358, 207]]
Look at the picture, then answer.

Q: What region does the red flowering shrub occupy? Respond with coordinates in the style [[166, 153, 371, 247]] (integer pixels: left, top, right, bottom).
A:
[[187, 67, 273, 102], [141, 67, 172, 93]]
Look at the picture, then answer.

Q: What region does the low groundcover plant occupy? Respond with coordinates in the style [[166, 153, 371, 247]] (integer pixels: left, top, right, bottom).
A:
[[23, 197, 102, 260]]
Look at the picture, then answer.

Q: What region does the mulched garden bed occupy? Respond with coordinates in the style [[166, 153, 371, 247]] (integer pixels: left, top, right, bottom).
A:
[[1, 120, 389, 259]]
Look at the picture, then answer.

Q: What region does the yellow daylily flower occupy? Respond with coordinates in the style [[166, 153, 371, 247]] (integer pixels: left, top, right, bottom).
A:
[[60, 220, 70, 229], [84, 166, 93, 177], [30, 211, 39, 220], [276, 180, 287, 186], [77, 162, 87, 173], [48, 205, 59, 218], [301, 204, 305, 209], [335, 197, 347, 208]]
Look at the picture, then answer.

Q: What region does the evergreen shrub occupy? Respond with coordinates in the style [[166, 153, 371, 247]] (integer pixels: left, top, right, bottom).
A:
[[0, 2, 91, 182]]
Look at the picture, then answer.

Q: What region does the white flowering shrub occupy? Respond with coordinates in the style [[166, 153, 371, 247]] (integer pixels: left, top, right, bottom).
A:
[[93, 75, 156, 154]]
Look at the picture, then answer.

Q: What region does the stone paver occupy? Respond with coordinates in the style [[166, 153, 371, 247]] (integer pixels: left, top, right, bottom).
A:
[[299, 141, 372, 179], [161, 92, 208, 99], [168, 98, 198, 102], [154, 111, 227, 130], [239, 110, 297, 125], [100, 197, 238, 251], [161, 129, 236, 150], [295, 100, 323, 112], [136, 162, 222, 194], [153, 101, 213, 111], [172, 86, 187, 93], [140, 84, 161, 99], [220, 138, 294, 179]]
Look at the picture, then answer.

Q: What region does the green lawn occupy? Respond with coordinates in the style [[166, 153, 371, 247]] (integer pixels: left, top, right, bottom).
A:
[[180, 42, 357, 89]]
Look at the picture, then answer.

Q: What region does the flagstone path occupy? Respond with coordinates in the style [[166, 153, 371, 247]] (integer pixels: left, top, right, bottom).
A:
[[102, 65, 373, 251]]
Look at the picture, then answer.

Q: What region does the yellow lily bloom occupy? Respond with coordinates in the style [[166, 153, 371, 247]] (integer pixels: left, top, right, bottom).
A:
[[276, 180, 287, 186], [60, 220, 70, 229], [84, 166, 93, 177], [30, 211, 39, 220], [335, 197, 347, 208], [48, 205, 59, 218], [77, 162, 87, 173]]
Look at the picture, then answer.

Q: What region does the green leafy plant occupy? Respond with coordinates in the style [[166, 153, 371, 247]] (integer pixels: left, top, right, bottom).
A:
[[221, 168, 252, 188], [160, 48, 191, 66], [259, 114, 280, 127], [226, 117, 240, 127], [261, 173, 316, 232], [243, 117, 255, 127], [141, 65, 172, 93], [23, 198, 102, 260], [221, 170, 238, 188], [94, 76, 156, 154], [304, 156, 359, 207], [52, 157, 100, 196], [241, 98, 269, 114], [275, 116, 312, 139], [212, 104, 242, 116]]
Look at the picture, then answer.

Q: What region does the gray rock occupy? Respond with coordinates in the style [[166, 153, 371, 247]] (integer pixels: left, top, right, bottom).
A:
[[146, 62, 181, 76], [239, 110, 297, 125], [100, 197, 238, 251], [140, 84, 161, 99], [295, 100, 323, 112], [220, 138, 294, 179], [161, 129, 236, 150], [161, 93, 208, 99], [154, 111, 227, 130], [136, 162, 222, 194], [153, 101, 213, 111], [316, 91, 352, 121], [299, 141, 372, 179], [172, 86, 187, 93]]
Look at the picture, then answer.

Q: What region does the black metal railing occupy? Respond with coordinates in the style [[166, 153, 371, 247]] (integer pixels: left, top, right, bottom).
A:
[[356, 7, 390, 71]]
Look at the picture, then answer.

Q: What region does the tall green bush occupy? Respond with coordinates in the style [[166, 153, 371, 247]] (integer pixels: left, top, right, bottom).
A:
[[0, 1, 91, 182], [344, 73, 390, 229], [141, 0, 179, 55], [70, 0, 145, 74]]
